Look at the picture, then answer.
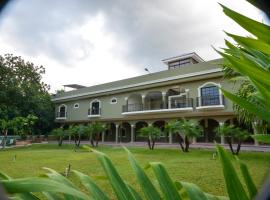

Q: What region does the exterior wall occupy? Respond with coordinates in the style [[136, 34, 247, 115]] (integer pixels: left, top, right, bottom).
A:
[[54, 76, 238, 123]]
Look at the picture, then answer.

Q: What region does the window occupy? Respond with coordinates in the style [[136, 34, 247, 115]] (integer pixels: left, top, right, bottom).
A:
[[58, 104, 67, 118], [200, 86, 220, 106], [169, 59, 191, 69], [74, 103, 79, 109], [110, 97, 117, 104], [89, 100, 101, 115]]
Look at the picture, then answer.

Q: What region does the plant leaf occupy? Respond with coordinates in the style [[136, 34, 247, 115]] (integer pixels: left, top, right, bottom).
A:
[[150, 162, 182, 200], [73, 170, 109, 200], [124, 147, 162, 200], [216, 145, 249, 200]]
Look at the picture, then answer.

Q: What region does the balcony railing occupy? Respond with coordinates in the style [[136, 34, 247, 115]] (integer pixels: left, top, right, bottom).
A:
[[56, 112, 67, 119], [170, 98, 193, 109], [196, 95, 224, 107], [122, 103, 143, 113], [88, 108, 101, 116]]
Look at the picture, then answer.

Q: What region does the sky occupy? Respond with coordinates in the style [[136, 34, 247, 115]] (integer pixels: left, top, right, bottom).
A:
[[0, 0, 266, 92]]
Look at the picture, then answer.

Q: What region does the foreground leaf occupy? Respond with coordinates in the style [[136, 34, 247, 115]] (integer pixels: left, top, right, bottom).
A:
[[216, 145, 249, 200]]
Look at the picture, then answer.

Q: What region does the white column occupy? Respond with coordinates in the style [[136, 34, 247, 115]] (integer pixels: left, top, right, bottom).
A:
[[252, 121, 259, 146], [169, 131, 172, 144], [162, 91, 167, 109], [102, 131, 105, 143], [192, 137, 197, 144], [115, 124, 119, 143], [142, 94, 146, 110], [219, 122, 225, 145], [131, 124, 135, 143]]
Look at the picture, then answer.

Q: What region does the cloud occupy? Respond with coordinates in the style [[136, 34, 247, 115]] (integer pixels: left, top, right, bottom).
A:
[[0, 0, 265, 91]]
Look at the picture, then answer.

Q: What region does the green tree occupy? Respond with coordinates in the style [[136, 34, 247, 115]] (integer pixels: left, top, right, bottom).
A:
[[215, 124, 250, 155], [85, 122, 107, 147], [51, 128, 66, 146], [217, 2, 270, 144], [69, 125, 86, 147], [0, 54, 54, 135], [0, 119, 12, 149], [166, 119, 202, 152], [138, 125, 161, 150]]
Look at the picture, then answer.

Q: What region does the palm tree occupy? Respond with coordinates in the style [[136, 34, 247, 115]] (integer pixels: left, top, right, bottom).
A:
[[215, 124, 250, 155], [69, 125, 86, 147], [51, 128, 66, 146], [85, 122, 107, 147], [166, 119, 202, 152], [138, 125, 161, 150]]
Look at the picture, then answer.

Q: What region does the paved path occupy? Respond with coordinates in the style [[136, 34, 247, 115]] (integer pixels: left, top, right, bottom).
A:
[[49, 141, 270, 152]]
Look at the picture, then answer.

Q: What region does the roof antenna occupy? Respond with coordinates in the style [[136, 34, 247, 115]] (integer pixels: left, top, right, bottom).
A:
[[144, 68, 151, 74]]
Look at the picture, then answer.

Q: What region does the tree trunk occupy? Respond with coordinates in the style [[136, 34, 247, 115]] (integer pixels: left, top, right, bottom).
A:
[[235, 141, 242, 155], [177, 133, 185, 152], [147, 137, 151, 150], [227, 139, 235, 155], [151, 140, 155, 150], [58, 136, 63, 146], [184, 136, 189, 152], [2, 130, 8, 149]]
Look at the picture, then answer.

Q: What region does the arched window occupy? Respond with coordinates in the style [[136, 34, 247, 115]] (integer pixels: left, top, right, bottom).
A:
[[198, 82, 222, 106], [89, 99, 101, 116], [58, 104, 67, 118]]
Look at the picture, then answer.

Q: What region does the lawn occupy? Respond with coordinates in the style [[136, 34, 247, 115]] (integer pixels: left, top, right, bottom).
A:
[[0, 144, 269, 198]]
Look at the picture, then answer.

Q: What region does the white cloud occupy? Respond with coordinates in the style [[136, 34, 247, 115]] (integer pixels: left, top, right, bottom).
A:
[[0, 0, 266, 92]]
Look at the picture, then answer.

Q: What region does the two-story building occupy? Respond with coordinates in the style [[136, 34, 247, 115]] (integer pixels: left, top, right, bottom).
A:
[[52, 52, 239, 144]]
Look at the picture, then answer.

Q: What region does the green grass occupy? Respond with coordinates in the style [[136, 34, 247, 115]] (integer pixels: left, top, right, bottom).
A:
[[0, 144, 269, 198]]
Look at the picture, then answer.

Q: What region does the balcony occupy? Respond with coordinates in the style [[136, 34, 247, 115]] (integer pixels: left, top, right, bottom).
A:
[[88, 108, 101, 117], [56, 112, 67, 119], [196, 95, 225, 110], [122, 98, 193, 115]]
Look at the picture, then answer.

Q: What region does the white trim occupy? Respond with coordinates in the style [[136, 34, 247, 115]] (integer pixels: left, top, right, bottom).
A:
[[73, 103, 79, 109], [52, 68, 222, 101], [122, 107, 193, 115], [57, 104, 67, 119], [88, 114, 101, 118], [197, 82, 223, 107], [196, 105, 225, 110], [89, 99, 101, 116], [168, 93, 187, 109], [110, 97, 117, 104]]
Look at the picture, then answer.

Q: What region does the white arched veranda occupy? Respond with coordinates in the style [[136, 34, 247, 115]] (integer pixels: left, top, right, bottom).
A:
[[58, 104, 67, 118], [197, 82, 224, 109], [89, 99, 101, 117]]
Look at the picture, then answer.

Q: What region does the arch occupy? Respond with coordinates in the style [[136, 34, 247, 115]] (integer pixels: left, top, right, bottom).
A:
[[145, 91, 163, 110], [197, 118, 219, 143], [135, 121, 148, 142], [89, 99, 101, 115], [153, 120, 168, 142], [110, 97, 117, 104], [104, 122, 116, 142], [119, 122, 131, 143], [126, 94, 143, 112], [197, 82, 222, 106], [58, 104, 67, 118]]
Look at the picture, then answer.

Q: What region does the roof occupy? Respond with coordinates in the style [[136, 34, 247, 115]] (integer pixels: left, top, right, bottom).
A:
[[162, 52, 205, 64], [52, 58, 223, 102], [63, 84, 87, 89]]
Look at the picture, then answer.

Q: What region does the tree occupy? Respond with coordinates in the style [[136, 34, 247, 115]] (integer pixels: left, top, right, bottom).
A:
[[166, 119, 202, 152], [0, 119, 12, 149], [51, 128, 66, 146], [12, 115, 38, 140], [217, 3, 270, 143], [215, 124, 250, 155], [0, 54, 54, 135], [85, 122, 107, 147], [69, 125, 86, 147], [138, 125, 161, 150]]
